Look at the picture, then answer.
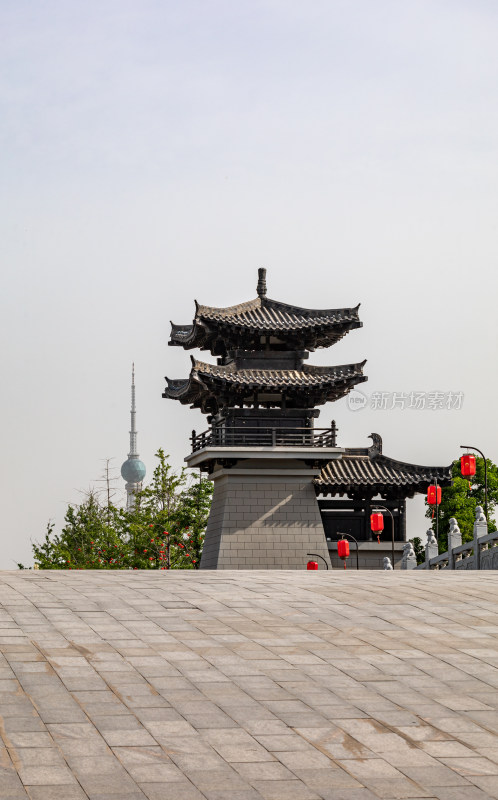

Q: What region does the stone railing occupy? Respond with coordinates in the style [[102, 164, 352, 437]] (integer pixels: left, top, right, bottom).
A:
[[409, 506, 498, 570]]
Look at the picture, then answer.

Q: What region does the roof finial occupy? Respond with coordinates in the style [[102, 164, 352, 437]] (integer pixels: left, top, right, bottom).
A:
[[257, 268, 267, 298]]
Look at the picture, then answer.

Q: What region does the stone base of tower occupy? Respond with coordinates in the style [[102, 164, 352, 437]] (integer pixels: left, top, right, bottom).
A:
[[199, 461, 331, 570]]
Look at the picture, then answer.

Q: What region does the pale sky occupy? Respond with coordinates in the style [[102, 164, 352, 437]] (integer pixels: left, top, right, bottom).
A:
[[1, 0, 497, 569]]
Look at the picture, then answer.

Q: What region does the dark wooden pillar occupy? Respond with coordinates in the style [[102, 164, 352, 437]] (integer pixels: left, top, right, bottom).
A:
[[364, 496, 372, 542], [399, 498, 407, 541]]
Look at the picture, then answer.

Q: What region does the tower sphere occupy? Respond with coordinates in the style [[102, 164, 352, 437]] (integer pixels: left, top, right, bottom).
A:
[[121, 457, 146, 484]]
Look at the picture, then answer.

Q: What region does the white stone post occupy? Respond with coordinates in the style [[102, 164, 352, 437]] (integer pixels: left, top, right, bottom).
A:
[[425, 529, 438, 566], [383, 557, 393, 570], [447, 517, 462, 570], [473, 506, 488, 570], [401, 542, 417, 569], [401, 541, 417, 570]]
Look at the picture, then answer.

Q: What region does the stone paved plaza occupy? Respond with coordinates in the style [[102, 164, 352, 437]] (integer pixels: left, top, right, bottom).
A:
[[2, 572, 498, 799]]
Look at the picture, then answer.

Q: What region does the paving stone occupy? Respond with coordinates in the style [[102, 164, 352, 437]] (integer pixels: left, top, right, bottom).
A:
[[418, 741, 477, 757], [291, 768, 364, 790], [26, 788, 88, 800], [140, 784, 206, 800], [439, 756, 498, 776], [293, 726, 377, 759], [7, 750, 65, 770], [4, 734, 54, 749], [77, 771, 141, 795], [66, 754, 127, 777], [3, 718, 47, 734], [251, 779, 321, 799], [140, 719, 197, 739], [335, 758, 434, 797], [427, 788, 493, 799], [274, 749, 335, 770], [99, 729, 157, 747], [112, 745, 184, 782], [16, 765, 77, 786], [234, 762, 296, 781], [201, 792, 266, 800], [3, 571, 498, 800], [84, 793, 147, 800], [0, 764, 30, 798], [186, 767, 253, 791], [303, 791, 381, 800], [169, 749, 228, 771], [467, 775, 498, 797], [399, 764, 471, 786], [201, 728, 276, 762]]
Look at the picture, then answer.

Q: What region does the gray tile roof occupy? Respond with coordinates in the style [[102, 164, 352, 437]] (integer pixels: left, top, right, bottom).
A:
[[170, 296, 362, 351], [193, 358, 366, 386], [315, 435, 452, 495], [163, 358, 367, 408]]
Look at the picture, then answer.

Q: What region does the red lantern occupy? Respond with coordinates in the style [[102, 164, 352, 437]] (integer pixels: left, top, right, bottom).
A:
[[461, 454, 476, 478], [370, 513, 384, 532], [307, 560, 318, 570], [337, 540, 350, 559], [427, 485, 441, 505], [337, 539, 350, 570]]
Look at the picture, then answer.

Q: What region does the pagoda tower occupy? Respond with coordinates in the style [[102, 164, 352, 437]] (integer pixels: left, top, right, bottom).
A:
[[163, 269, 366, 569]]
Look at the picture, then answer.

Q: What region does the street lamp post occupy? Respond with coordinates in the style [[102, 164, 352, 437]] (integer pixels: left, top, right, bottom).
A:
[[427, 480, 440, 544], [306, 553, 329, 570], [460, 445, 488, 521], [372, 505, 395, 569], [436, 479, 439, 543]]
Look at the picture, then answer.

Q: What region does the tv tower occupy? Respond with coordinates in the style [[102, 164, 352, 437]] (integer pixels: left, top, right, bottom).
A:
[[121, 363, 146, 510]]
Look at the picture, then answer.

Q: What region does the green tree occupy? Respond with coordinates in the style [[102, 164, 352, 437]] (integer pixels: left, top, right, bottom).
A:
[[426, 457, 498, 551], [174, 473, 213, 568], [25, 451, 213, 570], [32, 492, 124, 570]]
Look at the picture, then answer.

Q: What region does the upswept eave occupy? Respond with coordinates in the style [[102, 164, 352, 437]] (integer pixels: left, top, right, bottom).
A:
[[163, 357, 367, 408], [169, 296, 362, 350], [190, 356, 366, 387]]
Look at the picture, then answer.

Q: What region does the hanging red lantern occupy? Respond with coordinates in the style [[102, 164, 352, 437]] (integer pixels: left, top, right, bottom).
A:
[[370, 513, 384, 532], [427, 485, 441, 505], [337, 540, 350, 559], [337, 539, 350, 570], [307, 560, 318, 570], [461, 454, 476, 477]]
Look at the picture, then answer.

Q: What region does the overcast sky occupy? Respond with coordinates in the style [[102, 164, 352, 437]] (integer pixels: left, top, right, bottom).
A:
[[1, 0, 497, 569]]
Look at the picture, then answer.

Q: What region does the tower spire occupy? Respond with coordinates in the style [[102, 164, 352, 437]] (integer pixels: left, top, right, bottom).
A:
[[129, 362, 137, 457], [121, 363, 146, 510]]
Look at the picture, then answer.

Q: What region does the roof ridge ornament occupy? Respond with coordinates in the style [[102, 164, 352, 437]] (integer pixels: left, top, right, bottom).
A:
[[257, 268, 267, 298], [368, 432, 383, 455]]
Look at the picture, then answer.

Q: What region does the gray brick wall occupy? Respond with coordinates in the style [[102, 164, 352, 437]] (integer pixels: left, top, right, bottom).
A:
[[201, 470, 331, 570]]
